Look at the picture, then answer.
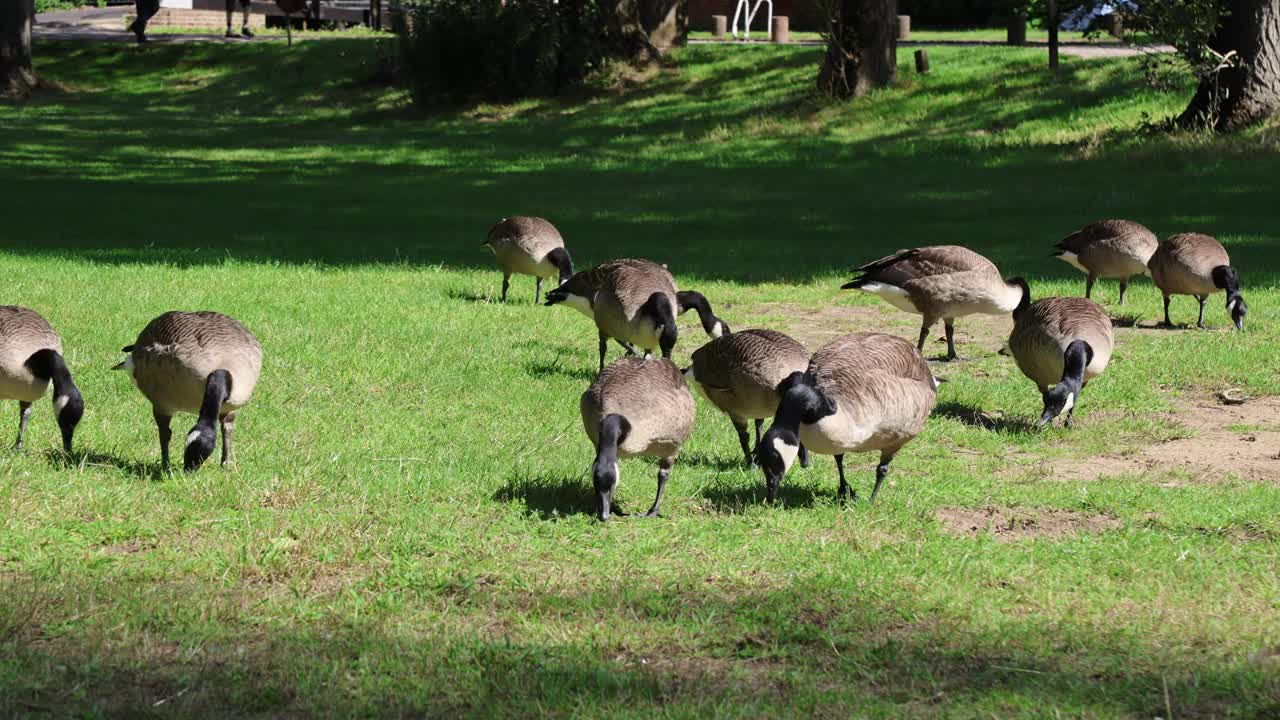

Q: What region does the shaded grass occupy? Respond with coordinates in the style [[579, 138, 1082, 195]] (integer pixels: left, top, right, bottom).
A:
[[1, 38, 1280, 717]]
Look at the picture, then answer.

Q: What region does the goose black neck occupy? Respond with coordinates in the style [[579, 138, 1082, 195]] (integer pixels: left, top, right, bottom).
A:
[[595, 414, 629, 467], [1211, 265, 1240, 294], [642, 293, 678, 358], [1007, 277, 1030, 319], [775, 375, 835, 430], [546, 247, 574, 286], [676, 291, 722, 336], [25, 349, 74, 391], [197, 370, 233, 429], [1059, 340, 1092, 389]]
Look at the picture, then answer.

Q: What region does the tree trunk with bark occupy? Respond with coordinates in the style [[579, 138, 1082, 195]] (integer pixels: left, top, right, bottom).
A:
[[1180, 0, 1280, 130], [818, 0, 897, 99], [1, 0, 36, 95]]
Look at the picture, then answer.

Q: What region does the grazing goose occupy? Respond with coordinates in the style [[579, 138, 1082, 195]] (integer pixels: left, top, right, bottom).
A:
[[1148, 233, 1247, 330], [547, 259, 729, 370], [684, 329, 811, 467], [1054, 219, 1159, 304], [1003, 286, 1113, 428], [483, 216, 574, 304], [580, 357, 695, 521], [757, 333, 937, 504], [115, 311, 263, 472], [0, 307, 84, 452], [843, 246, 1024, 361]]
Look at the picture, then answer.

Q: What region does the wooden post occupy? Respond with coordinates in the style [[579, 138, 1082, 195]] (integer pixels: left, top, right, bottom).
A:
[[1048, 0, 1059, 71], [770, 15, 788, 43], [711, 14, 726, 38], [914, 49, 929, 74], [896, 14, 910, 41]]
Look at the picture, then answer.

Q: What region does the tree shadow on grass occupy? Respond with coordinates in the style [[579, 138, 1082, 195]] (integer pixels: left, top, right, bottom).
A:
[[677, 450, 750, 473], [699, 477, 819, 513], [932, 401, 1039, 434]]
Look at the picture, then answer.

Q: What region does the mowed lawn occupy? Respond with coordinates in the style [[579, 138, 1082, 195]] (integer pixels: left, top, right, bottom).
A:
[[2, 38, 1280, 718]]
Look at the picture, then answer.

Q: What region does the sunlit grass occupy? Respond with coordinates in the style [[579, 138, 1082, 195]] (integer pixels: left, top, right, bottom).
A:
[[1, 38, 1279, 717]]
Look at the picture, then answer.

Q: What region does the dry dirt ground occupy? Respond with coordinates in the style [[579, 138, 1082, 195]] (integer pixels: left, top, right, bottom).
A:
[[935, 506, 1123, 541], [744, 300, 1280, 487]]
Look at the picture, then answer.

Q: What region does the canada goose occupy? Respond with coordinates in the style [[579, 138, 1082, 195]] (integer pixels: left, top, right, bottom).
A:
[[0, 307, 84, 453], [1148, 233, 1248, 330], [547, 259, 729, 370], [483, 216, 573, 304], [1054, 219, 1159, 304], [1003, 286, 1113, 428], [684, 329, 812, 467], [115, 311, 263, 472], [756, 333, 937, 504], [580, 357, 695, 521], [843, 246, 1024, 361]]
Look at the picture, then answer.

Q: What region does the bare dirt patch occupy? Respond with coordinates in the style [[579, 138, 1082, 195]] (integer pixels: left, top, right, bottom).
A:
[[101, 539, 155, 556], [1009, 396, 1280, 484], [937, 506, 1123, 541], [744, 301, 1013, 355]]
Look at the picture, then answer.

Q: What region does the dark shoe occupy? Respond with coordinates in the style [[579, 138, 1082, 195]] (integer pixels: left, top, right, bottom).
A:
[[240, 26, 254, 38], [129, 19, 145, 42], [225, 28, 238, 38]]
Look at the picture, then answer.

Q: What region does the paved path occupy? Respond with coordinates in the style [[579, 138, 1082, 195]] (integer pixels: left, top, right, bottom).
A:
[[37, 7, 1171, 56]]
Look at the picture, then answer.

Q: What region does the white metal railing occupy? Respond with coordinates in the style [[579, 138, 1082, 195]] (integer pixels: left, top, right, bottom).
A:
[[730, 0, 770, 39]]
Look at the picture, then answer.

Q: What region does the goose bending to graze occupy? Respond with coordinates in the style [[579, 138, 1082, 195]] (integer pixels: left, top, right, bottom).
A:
[[1054, 219, 1159, 305], [115, 311, 262, 472], [1003, 287, 1113, 428], [757, 333, 937, 504], [547, 259, 728, 370], [685, 329, 810, 467], [581, 357, 695, 521], [0, 307, 84, 453], [483, 216, 573, 304], [1148, 233, 1247, 330], [843, 246, 1024, 361]]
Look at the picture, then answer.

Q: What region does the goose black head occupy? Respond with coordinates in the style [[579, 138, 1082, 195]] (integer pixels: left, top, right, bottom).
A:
[[1213, 266, 1247, 331], [757, 372, 835, 501], [25, 349, 83, 453], [1038, 340, 1092, 428], [546, 247, 574, 286], [184, 370, 232, 472]]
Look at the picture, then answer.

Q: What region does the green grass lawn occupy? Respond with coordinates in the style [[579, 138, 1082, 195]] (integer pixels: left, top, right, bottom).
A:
[[689, 24, 1103, 43], [3, 38, 1280, 717]]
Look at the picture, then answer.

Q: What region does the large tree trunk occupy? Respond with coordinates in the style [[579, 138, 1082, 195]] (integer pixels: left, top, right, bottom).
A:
[[818, 0, 897, 98], [1179, 0, 1280, 130], [1, 0, 36, 95]]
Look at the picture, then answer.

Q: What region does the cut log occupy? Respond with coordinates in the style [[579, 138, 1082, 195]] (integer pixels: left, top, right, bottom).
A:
[[711, 13, 726, 38], [771, 15, 788, 43]]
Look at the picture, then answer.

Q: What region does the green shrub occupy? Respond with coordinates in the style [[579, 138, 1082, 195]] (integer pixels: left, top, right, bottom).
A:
[[396, 0, 628, 104], [35, 0, 84, 12]]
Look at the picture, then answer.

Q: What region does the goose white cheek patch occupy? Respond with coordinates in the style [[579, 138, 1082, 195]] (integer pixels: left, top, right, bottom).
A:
[[1062, 392, 1076, 414], [773, 437, 800, 473], [711, 321, 726, 338], [54, 395, 70, 412], [185, 430, 203, 447]]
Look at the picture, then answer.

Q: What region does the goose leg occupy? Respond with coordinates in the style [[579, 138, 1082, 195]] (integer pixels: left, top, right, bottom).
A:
[[916, 322, 930, 354], [1085, 274, 1095, 300], [645, 459, 673, 517], [835, 453, 851, 504], [220, 412, 236, 467], [1196, 295, 1208, 328], [754, 418, 763, 446], [869, 455, 892, 503], [535, 277, 543, 305], [1161, 295, 1173, 327], [154, 410, 173, 471], [1064, 402, 1077, 429], [13, 401, 32, 451], [732, 417, 752, 467], [943, 319, 959, 361], [1118, 279, 1128, 306], [799, 443, 811, 469], [617, 340, 637, 356], [501, 273, 511, 303], [598, 331, 609, 372]]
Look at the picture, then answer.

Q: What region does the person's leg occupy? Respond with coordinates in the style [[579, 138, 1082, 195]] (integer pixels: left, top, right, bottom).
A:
[[240, 0, 254, 37], [225, 0, 236, 36]]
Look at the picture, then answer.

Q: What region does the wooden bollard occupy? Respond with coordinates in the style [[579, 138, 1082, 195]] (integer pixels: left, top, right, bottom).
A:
[[914, 49, 930, 74], [711, 14, 727, 38], [771, 15, 789, 43], [897, 14, 910, 40]]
